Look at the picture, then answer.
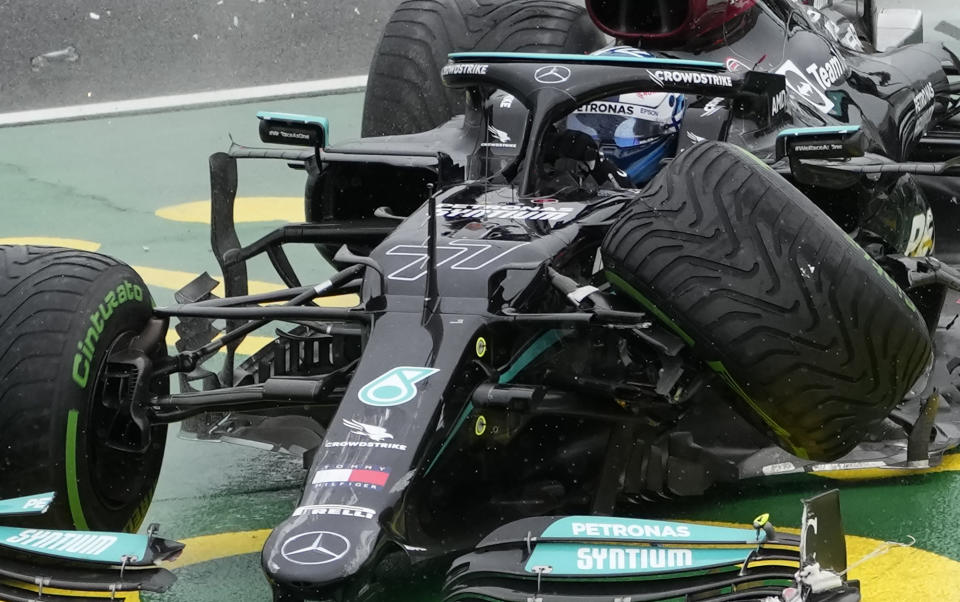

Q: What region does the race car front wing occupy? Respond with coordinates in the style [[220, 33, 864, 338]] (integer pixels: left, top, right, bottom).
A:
[[0, 493, 183, 601]]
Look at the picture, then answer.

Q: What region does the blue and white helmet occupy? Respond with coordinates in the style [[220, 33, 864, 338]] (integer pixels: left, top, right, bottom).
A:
[[565, 46, 686, 185]]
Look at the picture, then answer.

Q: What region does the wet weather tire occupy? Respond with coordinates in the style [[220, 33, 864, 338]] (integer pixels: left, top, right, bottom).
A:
[[361, 0, 606, 137], [0, 246, 166, 532], [601, 142, 933, 461]]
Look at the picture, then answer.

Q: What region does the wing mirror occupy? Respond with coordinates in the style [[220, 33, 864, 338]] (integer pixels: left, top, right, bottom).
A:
[[775, 125, 865, 162], [873, 8, 923, 51], [776, 125, 866, 188], [257, 112, 328, 147]]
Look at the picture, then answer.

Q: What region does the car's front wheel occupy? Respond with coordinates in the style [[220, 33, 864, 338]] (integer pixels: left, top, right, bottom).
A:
[[0, 245, 167, 532]]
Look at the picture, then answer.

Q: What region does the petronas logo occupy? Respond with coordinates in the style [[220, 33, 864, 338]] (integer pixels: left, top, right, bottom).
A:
[[358, 367, 440, 407]]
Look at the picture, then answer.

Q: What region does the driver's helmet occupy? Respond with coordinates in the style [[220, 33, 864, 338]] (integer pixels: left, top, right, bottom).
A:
[[586, 0, 756, 48], [564, 46, 686, 185]]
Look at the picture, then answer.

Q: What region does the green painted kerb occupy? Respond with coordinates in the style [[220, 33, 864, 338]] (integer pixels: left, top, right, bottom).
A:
[[605, 271, 695, 347], [65, 409, 90, 530], [707, 360, 808, 460]]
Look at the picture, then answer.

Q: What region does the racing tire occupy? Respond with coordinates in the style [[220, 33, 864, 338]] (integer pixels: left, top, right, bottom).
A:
[[601, 142, 933, 462], [0, 246, 166, 532], [361, 0, 606, 137]]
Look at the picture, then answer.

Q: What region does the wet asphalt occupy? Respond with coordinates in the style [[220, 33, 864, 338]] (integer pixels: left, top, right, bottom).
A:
[[2, 1, 960, 114], [0, 0, 401, 112]]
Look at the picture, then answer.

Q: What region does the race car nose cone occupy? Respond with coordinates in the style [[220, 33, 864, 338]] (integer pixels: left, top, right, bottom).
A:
[[262, 515, 380, 595]]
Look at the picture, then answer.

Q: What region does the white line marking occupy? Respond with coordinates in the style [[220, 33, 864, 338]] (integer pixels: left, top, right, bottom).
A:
[[0, 75, 367, 128]]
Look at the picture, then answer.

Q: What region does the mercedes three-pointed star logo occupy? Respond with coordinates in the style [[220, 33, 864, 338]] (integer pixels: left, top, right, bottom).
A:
[[281, 531, 351, 566], [534, 65, 571, 84]]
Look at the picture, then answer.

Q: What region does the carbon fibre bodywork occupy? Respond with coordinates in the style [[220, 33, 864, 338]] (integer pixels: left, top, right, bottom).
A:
[[22, 3, 960, 601], [181, 41, 960, 598]]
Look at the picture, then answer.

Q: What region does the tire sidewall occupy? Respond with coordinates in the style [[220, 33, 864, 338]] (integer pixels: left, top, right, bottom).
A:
[[50, 265, 165, 532]]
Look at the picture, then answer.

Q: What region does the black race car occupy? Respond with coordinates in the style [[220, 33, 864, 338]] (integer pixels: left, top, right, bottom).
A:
[[1, 1, 959, 600]]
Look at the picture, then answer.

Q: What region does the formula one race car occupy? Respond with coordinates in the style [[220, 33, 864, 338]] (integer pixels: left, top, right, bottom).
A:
[[2, 0, 960, 600]]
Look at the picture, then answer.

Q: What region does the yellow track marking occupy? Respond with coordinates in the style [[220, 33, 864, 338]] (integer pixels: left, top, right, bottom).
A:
[[138, 265, 357, 354], [165, 529, 273, 570], [813, 453, 960, 480], [132, 264, 358, 307], [0, 580, 139, 600], [697, 521, 960, 601], [0, 236, 101, 251], [164, 329, 275, 356], [148, 525, 960, 602], [8, 523, 956, 601], [846, 535, 960, 601], [133, 265, 285, 297], [155, 197, 304, 224]]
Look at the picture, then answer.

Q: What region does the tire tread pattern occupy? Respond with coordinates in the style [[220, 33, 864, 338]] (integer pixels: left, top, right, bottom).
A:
[[0, 245, 163, 532], [0, 247, 120, 497], [601, 142, 932, 461], [361, 0, 605, 137]]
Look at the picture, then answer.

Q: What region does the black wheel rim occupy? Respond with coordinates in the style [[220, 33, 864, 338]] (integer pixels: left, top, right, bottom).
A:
[[84, 332, 155, 511]]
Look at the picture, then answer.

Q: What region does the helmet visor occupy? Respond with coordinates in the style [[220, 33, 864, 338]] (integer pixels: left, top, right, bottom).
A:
[[567, 113, 671, 148]]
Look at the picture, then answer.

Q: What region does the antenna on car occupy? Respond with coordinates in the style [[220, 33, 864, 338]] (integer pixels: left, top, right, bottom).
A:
[[423, 182, 441, 321]]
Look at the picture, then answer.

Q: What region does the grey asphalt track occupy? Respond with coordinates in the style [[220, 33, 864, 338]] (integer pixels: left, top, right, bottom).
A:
[[2, 1, 959, 114], [0, 0, 401, 112]]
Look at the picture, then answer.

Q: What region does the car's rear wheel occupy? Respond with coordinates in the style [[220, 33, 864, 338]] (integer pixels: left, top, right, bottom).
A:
[[361, 0, 606, 137], [601, 142, 933, 461], [0, 245, 166, 532]]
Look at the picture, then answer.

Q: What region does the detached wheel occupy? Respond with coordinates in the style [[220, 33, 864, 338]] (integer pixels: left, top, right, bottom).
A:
[[601, 142, 933, 461], [0, 246, 166, 532], [362, 0, 606, 137]]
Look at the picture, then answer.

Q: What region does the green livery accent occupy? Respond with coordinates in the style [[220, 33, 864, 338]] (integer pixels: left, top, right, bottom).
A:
[[525, 563, 736, 584], [427, 329, 567, 474], [542, 516, 765, 544], [448, 51, 726, 70], [71, 280, 144, 389], [603, 272, 806, 457], [424, 401, 475, 475], [498, 329, 566, 384], [707, 360, 807, 459], [0, 492, 55, 516], [358, 366, 440, 407], [256, 111, 330, 143], [605, 271, 695, 346], [65, 409, 90, 530], [0, 525, 149, 564], [777, 125, 861, 138], [524, 542, 752, 577], [256, 111, 329, 130]]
